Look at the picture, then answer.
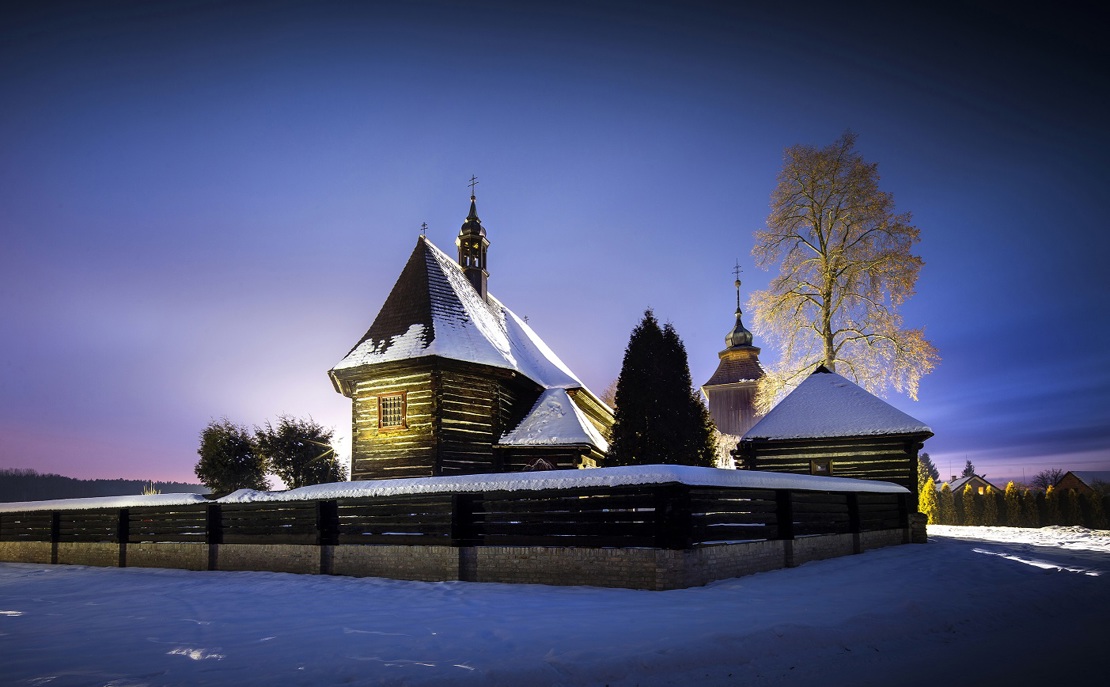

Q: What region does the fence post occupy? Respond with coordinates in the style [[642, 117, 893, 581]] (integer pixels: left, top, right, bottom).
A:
[[452, 494, 480, 582], [118, 508, 129, 568], [206, 503, 222, 571], [776, 490, 795, 567], [316, 501, 338, 576], [50, 511, 60, 564], [847, 493, 861, 554]]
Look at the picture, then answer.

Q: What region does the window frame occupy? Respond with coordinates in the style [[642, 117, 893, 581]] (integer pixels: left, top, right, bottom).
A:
[[377, 392, 408, 430], [810, 459, 832, 476]]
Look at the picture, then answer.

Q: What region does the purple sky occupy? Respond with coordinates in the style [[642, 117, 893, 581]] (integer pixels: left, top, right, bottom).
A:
[[2, 0, 1106, 487]]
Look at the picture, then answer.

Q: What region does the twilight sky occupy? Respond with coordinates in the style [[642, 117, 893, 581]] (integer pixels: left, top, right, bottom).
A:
[[2, 0, 1106, 487]]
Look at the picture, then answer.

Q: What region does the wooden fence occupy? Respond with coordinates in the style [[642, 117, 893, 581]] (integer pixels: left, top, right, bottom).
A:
[[0, 483, 909, 549]]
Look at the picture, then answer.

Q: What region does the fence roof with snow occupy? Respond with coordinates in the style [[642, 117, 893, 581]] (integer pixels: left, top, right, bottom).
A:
[[0, 465, 908, 512]]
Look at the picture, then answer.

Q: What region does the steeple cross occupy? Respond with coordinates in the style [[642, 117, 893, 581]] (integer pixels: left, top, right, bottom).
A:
[[421, 222, 428, 236], [468, 175, 479, 197], [733, 260, 743, 310]]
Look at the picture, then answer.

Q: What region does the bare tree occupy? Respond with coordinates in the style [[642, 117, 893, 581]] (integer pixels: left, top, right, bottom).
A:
[[749, 131, 939, 411], [1030, 468, 1065, 491]]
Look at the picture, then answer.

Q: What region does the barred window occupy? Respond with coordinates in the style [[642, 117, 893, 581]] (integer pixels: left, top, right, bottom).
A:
[[378, 393, 407, 429]]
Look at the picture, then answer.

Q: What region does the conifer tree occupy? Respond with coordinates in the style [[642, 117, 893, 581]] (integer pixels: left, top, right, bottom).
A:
[[607, 310, 716, 467], [919, 478, 939, 524], [961, 460, 976, 478], [963, 484, 982, 526], [938, 483, 955, 525], [917, 453, 940, 492], [1081, 492, 1107, 529], [1004, 481, 1022, 527], [952, 486, 965, 526], [1021, 489, 1039, 528], [982, 486, 998, 526], [1062, 489, 1082, 526], [1044, 485, 1061, 525]]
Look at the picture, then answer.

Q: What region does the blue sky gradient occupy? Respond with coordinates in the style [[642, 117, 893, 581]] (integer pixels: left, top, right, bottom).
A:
[[2, 0, 1106, 486]]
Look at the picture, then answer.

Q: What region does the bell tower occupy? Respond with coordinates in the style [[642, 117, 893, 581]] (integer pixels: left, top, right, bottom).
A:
[[701, 263, 765, 437], [456, 175, 489, 300]]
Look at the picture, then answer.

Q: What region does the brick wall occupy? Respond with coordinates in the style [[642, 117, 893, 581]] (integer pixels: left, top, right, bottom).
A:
[[0, 542, 52, 564], [56, 542, 120, 567], [330, 544, 458, 582], [128, 543, 209, 571]]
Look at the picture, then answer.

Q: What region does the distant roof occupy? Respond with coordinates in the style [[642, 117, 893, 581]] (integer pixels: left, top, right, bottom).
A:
[[742, 367, 932, 441], [1063, 471, 1110, 487], [499, 388, 609, 451], [331, 236, 586, 391], [941, 475, 999, 492]]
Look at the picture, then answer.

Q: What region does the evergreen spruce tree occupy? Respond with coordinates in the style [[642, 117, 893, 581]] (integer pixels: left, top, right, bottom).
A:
[[195, 418, 269, 496], [919, 478, 939, 524], [1044, 485, 1061, 525], [952, 486, 965, 526], [938, 483, 955, 525], [982, 486, 998, 526], [607, 311, 715, 467], [1004, 481, 1022, 527], [1062, 489, 1082, 526], [1081, 492, 1107, 529], [1021, 489, 1039, 528], [661, 322, 717, 467], [917, 453, 940, 492], [963, 484, 981, 526], [961, 460, 976, 478]]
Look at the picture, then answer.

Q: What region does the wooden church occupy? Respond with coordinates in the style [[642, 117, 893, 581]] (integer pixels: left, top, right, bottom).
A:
[[328, 193, 614, 481], [701, 271, 765, 438]]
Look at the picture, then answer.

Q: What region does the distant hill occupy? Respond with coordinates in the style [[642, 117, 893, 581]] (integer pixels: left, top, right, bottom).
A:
[[0, 469, 210, 504]]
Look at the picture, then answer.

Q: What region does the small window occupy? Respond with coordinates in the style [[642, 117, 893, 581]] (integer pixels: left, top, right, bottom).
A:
[[811, 459, 832, 476], [378, 392, 407, 429]]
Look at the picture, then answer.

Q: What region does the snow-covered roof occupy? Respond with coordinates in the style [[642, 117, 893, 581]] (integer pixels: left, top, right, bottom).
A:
[[331, 237, 584, 391], [0, 465, 908, 512], [940, 475, 998, 492], [742, 367, 932, 441], [498, 388, 609, 451], [1063, 471, 1110, 488]]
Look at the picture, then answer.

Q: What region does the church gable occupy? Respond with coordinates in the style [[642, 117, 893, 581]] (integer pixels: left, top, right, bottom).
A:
[[331, 193, 612, 481]]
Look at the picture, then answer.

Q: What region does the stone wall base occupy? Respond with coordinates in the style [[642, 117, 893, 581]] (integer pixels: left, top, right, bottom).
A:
[[0, 529, 910, 590], [0, 541, 52, 564]]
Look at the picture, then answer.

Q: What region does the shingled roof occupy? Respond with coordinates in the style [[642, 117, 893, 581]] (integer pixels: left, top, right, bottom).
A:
[[330, 236, 610, 451], [331, 236, 584, 389], [743, 366, 932, 441]]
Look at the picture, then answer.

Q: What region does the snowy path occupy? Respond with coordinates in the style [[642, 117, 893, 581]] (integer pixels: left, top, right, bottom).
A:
[[1, 526, 1106, 686]]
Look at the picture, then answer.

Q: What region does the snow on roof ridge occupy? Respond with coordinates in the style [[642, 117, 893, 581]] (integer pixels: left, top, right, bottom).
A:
[[499, 388, 609, 450], [333, 237, 586, 393], [744, 368, 932, 440]]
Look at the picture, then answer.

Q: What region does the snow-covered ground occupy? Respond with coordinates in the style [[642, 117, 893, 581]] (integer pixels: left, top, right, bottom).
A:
[[1, 525, 1106, 686]]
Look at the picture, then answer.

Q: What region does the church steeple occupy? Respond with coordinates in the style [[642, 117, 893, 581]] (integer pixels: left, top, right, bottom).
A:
[[725, 267, 754, 349], [456, 175, 489, 301], [700, 262, 765, 439]]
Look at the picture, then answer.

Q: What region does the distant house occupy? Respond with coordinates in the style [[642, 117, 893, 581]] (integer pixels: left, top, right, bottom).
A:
[[1054, 471, 1110, 495], [328, 195, 613, 481], [735, 366, 933, 503], [941, 474, 999, 496]]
